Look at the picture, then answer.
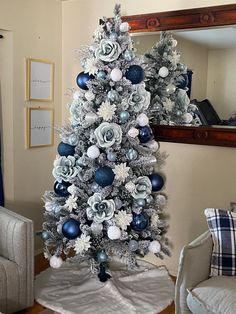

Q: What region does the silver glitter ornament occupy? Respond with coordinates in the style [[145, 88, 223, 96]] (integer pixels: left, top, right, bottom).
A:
[[119, 110, 130, 123], [166, 84, 176, 94], [129, 240, 139, 251], [123, 50, 135, 62], [107, 90, 120, 102], [107, 151, 117, 161], [110, 32, 118, 41], [176, 110, 183, 116], [91, 182, 100, 192], [126, 148, 138, 160], [91, 222, 103, 235]]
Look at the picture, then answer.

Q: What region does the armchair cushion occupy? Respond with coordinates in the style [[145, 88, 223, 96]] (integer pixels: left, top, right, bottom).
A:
[[205, 208, 236, 276], [187, 276, 236, 314]]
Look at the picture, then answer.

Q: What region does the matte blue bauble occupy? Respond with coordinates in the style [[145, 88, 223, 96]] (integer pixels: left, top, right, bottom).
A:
[[95, 166, 115, 188], [131, 212, 149, 231], [57, 142, 75, 157], [149, 173, 164, 192], [97, 70, 107, 80], [177, 73, 188, 89], [62, 218, 81, 240], [125, 65, 144, 84], [138, 126, 153, 143], [76, 72, 94, 90], [119, 111, 130, 123], [96, 250, 108, 263], [54, 181, 71, 197], [41, 231, 50, 241]]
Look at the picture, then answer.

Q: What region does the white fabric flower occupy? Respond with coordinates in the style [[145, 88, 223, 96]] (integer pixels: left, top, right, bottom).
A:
[[94, 122, 122, 148], [67, 184, 78, 197], [131, 176, 152, 199], [113, 163, 130, 182], [87, 193, 115, 223], [163, 98, 174, 112], [65, 195, 78, 212], [97, 101, 116, 121], [115, 210, 132, 230], [84, 58, 98, 75], [52, 156, 79, 183], [74, 234, 91, 254], [95, 39, 121, 62]]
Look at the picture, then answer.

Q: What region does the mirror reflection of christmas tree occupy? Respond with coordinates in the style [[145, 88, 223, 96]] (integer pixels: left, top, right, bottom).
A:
[[144, 31, 201, 125], [42, 4, 170, 282]]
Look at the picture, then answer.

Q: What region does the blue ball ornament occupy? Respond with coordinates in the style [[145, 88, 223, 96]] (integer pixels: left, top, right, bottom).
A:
[[125, 65, 144, 84], [138, 126, 153, 143], [131, 212, 149, 231], [62, 218, 81, 240], [57, 142, 75, 157], [96, 250, 108, 263], [76, 71, 94, 90], [97, 70, 107, 80], [41, 230, 50, 241], [149, 173, 164, 192], [54, 181, 71, 197], [95, 166, 115, 188], [119, 111, 130, 123]]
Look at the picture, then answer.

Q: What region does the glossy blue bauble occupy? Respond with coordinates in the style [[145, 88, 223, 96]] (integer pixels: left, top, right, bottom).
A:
[[41, 230, 50, 241], [125, 65, 144, 84], [131, 212, 149, 231], [57, 142, 75, 157], [96, 250, 108, 263], [138, 126, 153, 143], [119, 111, 130, 123], [54, 181, 71, 197], [76, 71, 94, 90], [95, 166, 115, 188], [149, 173, 164, 192], [177, 73, 188, 89], [62, 218, 81, 240], [97, 70, 107, 80]]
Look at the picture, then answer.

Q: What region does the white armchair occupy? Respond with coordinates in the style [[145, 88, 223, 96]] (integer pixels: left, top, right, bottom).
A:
[[0, 207, 34, 313], [175, 231, 236, 314]]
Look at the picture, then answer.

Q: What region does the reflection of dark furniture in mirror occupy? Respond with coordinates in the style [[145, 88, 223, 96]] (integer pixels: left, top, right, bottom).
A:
[[122, 4, 236, 147], [192, 99, 221, 126]]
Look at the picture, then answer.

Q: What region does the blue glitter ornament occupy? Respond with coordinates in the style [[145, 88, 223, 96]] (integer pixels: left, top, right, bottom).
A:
[[119, 111, 130, 123], [149, 173, 164, 192], [95, 166, 115, 188], [131, 212, 149, 231], [138, 126, 153, 143], [125, 65, 144, 84], [57, 142, 75, 157], [96, 250, 108, 263], [62, 218, 81, 240], [54, 181, 71, 197], [97, 70, 107, 80], [76, 71, 94, 90]]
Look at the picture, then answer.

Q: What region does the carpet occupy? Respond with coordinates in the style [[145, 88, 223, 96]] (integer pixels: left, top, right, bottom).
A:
[[35, 259, 174, 314]]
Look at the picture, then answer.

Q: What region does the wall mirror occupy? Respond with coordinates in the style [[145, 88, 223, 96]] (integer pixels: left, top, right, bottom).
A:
[[122, 4, 236, 147]]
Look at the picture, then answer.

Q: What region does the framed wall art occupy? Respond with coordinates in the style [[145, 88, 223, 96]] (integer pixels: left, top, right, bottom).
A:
[[26, 58, 54, 101], [26, 107, 54, 148]]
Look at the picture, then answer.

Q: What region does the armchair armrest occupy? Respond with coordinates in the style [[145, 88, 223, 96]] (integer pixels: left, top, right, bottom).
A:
[[175, 231, 213, 314]]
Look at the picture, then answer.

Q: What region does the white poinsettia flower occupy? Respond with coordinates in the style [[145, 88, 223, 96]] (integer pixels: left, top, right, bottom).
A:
[[74, 234, 91, 254], [163, 98, 174, 112], [97, 101, 116, 121], [84, 58, 98, 75], [113, 163, 130, 182], [65, 195, 78, 212], [115, 210, 132, 230]]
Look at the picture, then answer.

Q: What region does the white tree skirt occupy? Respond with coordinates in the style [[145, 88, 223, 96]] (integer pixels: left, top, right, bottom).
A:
[[35, 259, 174, 314]]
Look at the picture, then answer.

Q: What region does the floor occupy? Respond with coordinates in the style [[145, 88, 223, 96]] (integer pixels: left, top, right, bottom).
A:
[[16, 254, 175, 314]]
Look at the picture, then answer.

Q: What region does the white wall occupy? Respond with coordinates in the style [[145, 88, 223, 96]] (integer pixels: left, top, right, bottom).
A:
[[62, 0, 236, 275]]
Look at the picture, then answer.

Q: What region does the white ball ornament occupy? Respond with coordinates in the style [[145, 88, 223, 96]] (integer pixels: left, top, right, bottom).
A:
[[85, 112, 98, 124], [87, 145, 100, 159], [85, 90, 95, 101], [148, 241, 161, 254], [107, 226, 121, 240], [120, 22, 129, 32], [50, 256, 63, 269], [182, 112, 193, 124], [128, 127, 139, 138], [159, 66, 169, 78], [110, 68, 123, 82], [137, 113, 149, 127], [172, 39, 177, 47]]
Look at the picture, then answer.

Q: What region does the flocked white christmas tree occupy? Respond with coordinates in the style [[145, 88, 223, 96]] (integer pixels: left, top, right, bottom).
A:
[[144, 31, 200, 125], [42, 5, 170, 282]]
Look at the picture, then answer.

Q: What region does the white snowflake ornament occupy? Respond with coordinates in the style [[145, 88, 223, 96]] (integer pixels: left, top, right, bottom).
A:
[[97, 101, 116, 121], [125, 181, 136, 193], [74, 234, 91, 254], [84, 58, 98, 75], [115, 210, 132, 230], [113, 163, 130, 182], [163, 98, 175, 112], [65, 195, 78, 212]]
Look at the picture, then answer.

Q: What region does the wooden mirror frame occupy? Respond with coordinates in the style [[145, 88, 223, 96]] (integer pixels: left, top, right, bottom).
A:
[[122, 4, 236, 147]]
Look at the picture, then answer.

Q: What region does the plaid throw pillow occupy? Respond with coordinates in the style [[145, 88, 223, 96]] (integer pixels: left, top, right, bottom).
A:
[[205, 208, 236, 276]]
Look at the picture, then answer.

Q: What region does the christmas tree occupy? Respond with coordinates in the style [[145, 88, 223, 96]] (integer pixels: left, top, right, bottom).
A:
[[144, 31, 200, 125], [42, 5, 170, 282]]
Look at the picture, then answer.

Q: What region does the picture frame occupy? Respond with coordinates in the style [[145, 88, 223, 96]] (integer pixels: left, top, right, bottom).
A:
[[26, 107, 54, 148], [26, 58, 54, 102]]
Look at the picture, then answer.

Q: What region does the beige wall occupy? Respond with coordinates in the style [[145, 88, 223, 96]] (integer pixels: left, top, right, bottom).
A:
[[0, 0, 62, 252], [207, 48, 236, 119], [62, 0, 236, 275]]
